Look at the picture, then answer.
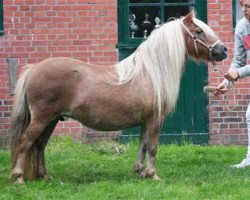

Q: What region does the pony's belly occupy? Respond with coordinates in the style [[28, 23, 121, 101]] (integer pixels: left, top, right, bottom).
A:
[[69, 109, 143, 131], [76, 115, 141, 131], [81, 120, 141, 131]]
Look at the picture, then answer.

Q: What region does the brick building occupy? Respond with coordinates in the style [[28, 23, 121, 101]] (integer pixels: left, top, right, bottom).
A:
[[0, 0, 248, 147]]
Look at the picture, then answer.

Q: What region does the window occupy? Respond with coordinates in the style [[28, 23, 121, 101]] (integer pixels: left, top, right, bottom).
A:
[[128, 0, 195, 38], [0, 0, 3, 35], [233, 0, 243, 28]]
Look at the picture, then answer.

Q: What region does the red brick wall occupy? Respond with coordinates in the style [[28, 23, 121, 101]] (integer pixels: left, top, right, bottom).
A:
[[208, 0, 249, 145], [0, 0, 118, 147], [0, 0, 248, 147]]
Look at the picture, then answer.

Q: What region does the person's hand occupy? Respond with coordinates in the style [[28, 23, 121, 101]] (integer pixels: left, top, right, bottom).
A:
[[224, 68, 239, 81], [213, 83, 228, 96]]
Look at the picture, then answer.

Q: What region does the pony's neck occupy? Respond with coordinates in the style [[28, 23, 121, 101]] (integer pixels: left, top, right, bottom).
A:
[[115, 19, 187, 116]]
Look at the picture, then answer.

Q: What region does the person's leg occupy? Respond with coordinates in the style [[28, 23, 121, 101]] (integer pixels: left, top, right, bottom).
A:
[[232, 102, 250, 168]]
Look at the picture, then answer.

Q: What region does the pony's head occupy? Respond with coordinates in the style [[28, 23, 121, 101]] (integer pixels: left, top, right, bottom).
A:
[[181, 11, 227, 62]]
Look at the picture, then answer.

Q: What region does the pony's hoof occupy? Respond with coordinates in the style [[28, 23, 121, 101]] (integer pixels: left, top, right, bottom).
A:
[[133, 163, 144, 174], [11, 172, 24, 184], [38, 172, 53, 181], [44, 174, 53, 181], [152, 174, 161, 180], [141, 169, 160, 180], [13, 176, 25, 184], [17, 177, 25, 184]]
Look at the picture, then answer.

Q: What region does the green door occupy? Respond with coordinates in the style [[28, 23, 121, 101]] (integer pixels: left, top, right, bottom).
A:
[[117, 0, 209, 144]]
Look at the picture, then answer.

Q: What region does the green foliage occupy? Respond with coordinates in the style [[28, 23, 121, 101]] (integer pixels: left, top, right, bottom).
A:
[[0, 137, 250, 200]]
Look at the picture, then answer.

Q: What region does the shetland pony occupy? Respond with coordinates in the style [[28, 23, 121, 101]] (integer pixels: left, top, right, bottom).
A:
[[11, 12, 227, 183]]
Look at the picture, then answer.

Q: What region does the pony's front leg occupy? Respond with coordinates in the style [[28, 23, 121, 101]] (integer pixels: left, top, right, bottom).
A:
[[134, 126, 147, 173], [141, 117, 163, 180]]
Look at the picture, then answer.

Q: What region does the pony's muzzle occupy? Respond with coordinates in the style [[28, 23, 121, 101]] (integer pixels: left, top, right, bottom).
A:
[[211, 43, 227, 61]]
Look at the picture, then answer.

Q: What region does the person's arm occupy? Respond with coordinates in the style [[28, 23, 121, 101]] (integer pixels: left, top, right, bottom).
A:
[[231, 29, 247, 70], [214, 22, 245, 95], [232, 30, 250, 78], [222, 22, 246, 85]]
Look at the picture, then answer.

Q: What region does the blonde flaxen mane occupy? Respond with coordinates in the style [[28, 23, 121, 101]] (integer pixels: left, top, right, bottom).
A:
[[115, 19, 186, 116]]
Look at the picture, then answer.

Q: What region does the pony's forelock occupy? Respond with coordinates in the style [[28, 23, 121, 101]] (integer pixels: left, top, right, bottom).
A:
[[192, 18, 218, 40]]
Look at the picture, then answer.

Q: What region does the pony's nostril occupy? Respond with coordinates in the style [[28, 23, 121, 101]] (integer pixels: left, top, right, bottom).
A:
[[224, 46, 228, 52]]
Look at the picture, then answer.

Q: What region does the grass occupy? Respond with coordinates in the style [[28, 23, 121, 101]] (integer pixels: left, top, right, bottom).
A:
[[0, 137, 250, 200]]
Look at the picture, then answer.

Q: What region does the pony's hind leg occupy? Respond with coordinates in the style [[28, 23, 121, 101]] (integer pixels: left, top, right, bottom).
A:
[[134, 126, 147, 173], [141, 117, 163, 180], [36, 119, 59, 180], [12, 118, 49, 183]]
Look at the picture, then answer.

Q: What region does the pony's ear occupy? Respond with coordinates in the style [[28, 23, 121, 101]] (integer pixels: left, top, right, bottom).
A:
[[184, 10, 196, 24]]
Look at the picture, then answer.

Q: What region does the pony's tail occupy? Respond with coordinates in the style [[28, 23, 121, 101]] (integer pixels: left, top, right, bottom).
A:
[[11, 64, 34, 166]]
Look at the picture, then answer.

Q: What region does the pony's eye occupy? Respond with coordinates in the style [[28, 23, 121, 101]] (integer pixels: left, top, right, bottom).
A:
[[195, 29, 203, 35]]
